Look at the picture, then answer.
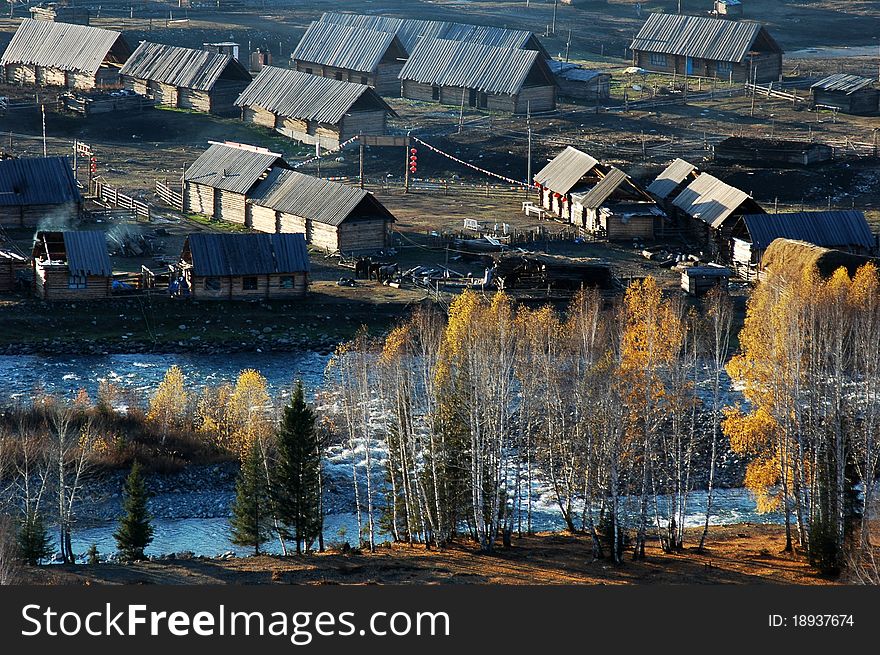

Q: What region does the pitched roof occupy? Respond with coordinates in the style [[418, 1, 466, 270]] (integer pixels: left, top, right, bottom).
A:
[[647, 158, 698, 199], [673, 174, 758, 228], [185, 232, 310, 277], [249, 169, 394, 227], [533, 147, 601, 195], [0, 156, 81, 206], [399, 38, 547, 95], [740, 211, 875, 251], [35, 231, 111, 276], [573, 168, 648, 209], [184, 143, 285, 194], [291, 22, 406, 73], [119, 41, 250, 91], [318, 11, 548, 58], [811, 73, 877, 95], [0, 18, 129, 74], [630, 14, 779, 63], [235, 66, 396, 123]]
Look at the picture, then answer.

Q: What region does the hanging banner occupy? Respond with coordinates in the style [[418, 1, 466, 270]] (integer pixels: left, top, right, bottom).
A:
[[411, 137, 527, 187]]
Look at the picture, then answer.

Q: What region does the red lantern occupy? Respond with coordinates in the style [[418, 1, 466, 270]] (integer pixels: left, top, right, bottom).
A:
[[410, 148, 417, 154]]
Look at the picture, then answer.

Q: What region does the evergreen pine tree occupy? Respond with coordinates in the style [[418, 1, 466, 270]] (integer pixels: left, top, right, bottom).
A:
[[113, 461, 154, 562], [273, 381, 322, 554], [230, 440, 273, 555], [18, 510, 53, 566]]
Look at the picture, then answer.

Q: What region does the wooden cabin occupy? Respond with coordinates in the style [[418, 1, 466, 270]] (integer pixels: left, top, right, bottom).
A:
[[533, 147, 607, 222], [292, 22, 408, 97], [0, 156, 82, 228], [570, 167, 660, 240], [183, 142, 288, 226], [248, 169, 396, 254], [671, 173, 765, 258], [548, 61, 610, 102], [729, 211, 877, 280], [29, 4, 90, 25], [681, 265, 732, 296], [1, 18, 131, 90], [399, 38, 556, 114], [714, 137, 832, 167], [317, 12, 549, 58], [0, 248, 30, 292], [811, 74, 880, 115], [177, 233, 309, 300], [119, 42, 252, 116], [647, 158, 699, 212], [32, 231, 112, 300], [236, 67, 397, 149], [630, 14, 782, 82]]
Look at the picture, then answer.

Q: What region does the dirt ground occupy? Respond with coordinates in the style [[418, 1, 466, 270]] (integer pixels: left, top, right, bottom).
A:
[[19, 524, 857, 585]]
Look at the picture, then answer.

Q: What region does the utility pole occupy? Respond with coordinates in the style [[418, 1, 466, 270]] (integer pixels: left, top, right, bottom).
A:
[[41, 103, 47, 157], [458, 88, 466, 133], [404, 134, 411, 194], [526, 101, 532, 199], [358, 134, 365, 189], [551, 0, 558, 36], [565, 28, 572, 63]]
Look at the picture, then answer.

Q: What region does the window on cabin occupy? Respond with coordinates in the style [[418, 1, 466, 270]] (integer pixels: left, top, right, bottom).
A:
[[432, 86, 440, 100], [649, 53, 667, 67], [716, 61, 733, 74], [279, 276, 295, 289], [242, 276, 258, 291], [305, 67, 313, 75], [68, 275, 86, 289], [204, 277, 221, 291]]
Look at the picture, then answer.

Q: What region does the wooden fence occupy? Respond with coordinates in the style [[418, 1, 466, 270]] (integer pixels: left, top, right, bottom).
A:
[[155, 180, 184, 211], [92, 180, 151, 219]]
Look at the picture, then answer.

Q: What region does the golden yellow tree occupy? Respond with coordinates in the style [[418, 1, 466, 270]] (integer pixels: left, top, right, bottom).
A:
[[227, 369, 272, 459], [146, 365, 188, 445]]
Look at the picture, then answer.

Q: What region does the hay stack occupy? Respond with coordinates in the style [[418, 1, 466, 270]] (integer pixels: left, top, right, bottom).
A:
[[761, 238, 876, 280]]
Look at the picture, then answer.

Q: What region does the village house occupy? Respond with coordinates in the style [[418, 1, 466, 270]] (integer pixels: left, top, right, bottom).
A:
[[0, 18, 131, 89], [811, 74, 879, 115], [183, 142, 288, 225], [0, 248, 29, 292], [672, 173, 765, 257], [291, 21, 408, 96], [547, 60, 611, 102], [533, 147, 607, 222], [647, 158, 700, 211], [317, 12, 549, 58], [32, 230, 112, 300], [570, 168, 661, 240], [681, 265, 732, 296], [399, 38, 556, 114], [629, 14, 783, 82], [177, 232, 309, 300], [235, 67, 397, 149], [248, 169, 396, 254], [728, 210, 877, 279], [0, 156, 82, 228], [119, 41, 252, 115]]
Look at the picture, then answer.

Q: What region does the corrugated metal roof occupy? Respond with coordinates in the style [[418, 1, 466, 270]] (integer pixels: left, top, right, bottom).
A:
[[630, 14, 777, 63], [249, 169, 394, 227], [186, 232, 309, 277], [741, 211, 875, 251], [811, 73, 876, 95], [34, 231, 111, 276], [0, 18, 128, 74], [235, 66, 395, 124], [0, 156, 81, 206], [319, 11, 548, 57], [647, 158, 697, 199], [184, 143, 285, 194], [119, 41, 250, 91], [291, 22, 405, 73], [572, 168, 631, 209], [533, 146, 600, 195], [399, 38, 545, 95], [673, 173, 755, 228]]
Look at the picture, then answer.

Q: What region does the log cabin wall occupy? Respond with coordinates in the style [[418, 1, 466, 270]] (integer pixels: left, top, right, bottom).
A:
[[340, 110, 387, 139], [337, 218, 388, 253], [514, 85, 556, 112], [184, 182, 215, 216], [190, 273, 307, 299], [250, 203, 280, 233], [242, 105, 277, 129], [0, 202, 79, 228], [34, 265, 111, 300], [215, 189, 248, 225]]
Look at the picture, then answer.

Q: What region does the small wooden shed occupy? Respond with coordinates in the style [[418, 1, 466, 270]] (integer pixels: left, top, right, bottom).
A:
[[292, 21, 408, 96], [811, 74, 879, 115], [235, 67, 397, 149], [183, 142, 288, 225], [533, 147, 607, 222], [119, 41, 252, 115], [0, 248, 30, 292], [681, 265, 732, 296], [32, 230, 112, 300], [1, 18, 131, 89], [248, 169, 396, 254], [0, 156, 82, 228], [548, 60, 611, 102], [178, 232, 309, 300]]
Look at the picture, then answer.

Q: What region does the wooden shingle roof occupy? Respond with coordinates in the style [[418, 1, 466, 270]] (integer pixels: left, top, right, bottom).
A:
[[119, 41, 250, 91], [185, 233, 309, 277], [184, 143, 286, 194], [291, 22, 407, 73]]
